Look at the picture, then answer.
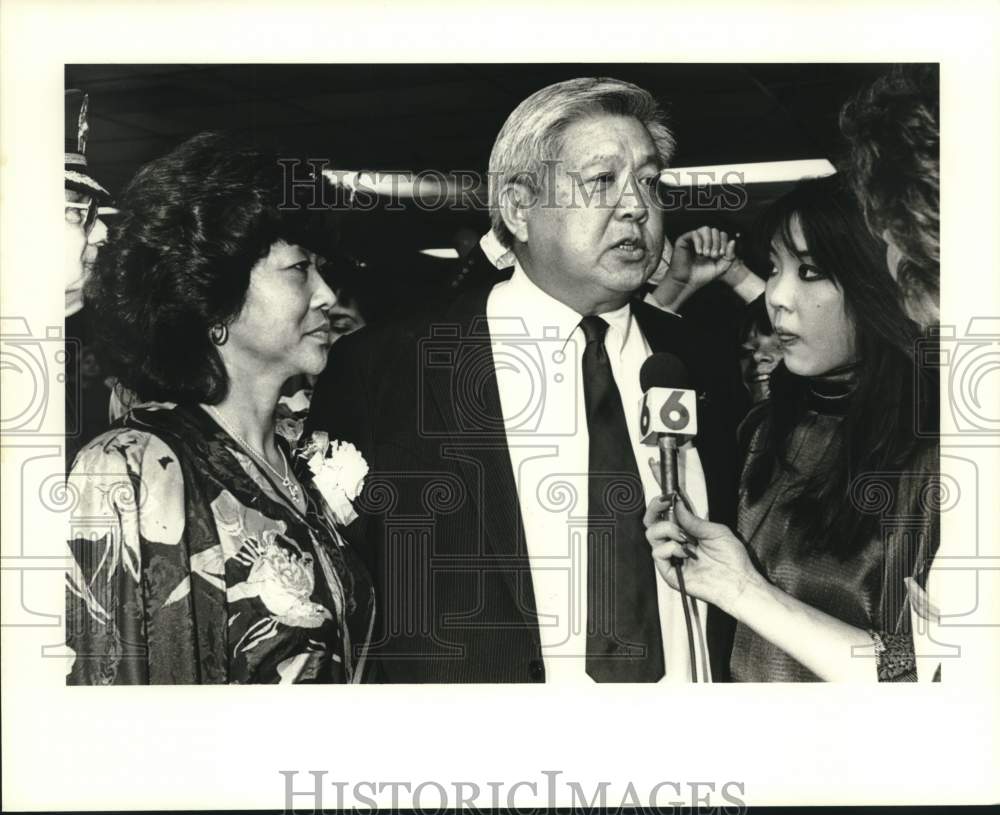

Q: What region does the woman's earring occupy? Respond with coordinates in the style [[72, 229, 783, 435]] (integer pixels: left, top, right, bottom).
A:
[[210, 323, 228, 346]]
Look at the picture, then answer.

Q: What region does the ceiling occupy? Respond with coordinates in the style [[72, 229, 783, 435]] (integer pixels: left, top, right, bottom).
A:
[[66, 63, 890, 309]]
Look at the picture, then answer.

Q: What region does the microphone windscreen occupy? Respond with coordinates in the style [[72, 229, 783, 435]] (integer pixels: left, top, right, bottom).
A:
[[640, 352, 690, 392]]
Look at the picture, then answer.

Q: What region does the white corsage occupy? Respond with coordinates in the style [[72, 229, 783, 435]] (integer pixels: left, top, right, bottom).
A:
[[298, 431, 369, 526]]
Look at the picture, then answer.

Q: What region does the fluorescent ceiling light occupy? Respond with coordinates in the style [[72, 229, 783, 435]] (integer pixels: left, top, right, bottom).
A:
[[322, 169, 466, 199], [659, 159, 836, 186], [419, 248, 459, 259]]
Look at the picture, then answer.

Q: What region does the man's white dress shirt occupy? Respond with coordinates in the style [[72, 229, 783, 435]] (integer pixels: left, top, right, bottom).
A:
[[486, 262, 713, 683]]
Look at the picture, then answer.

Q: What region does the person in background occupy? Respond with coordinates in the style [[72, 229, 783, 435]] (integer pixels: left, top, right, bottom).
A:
[[842, 64, 951, 682], [645, 175, 938, 682], [648, 224, 768, 415], [737, 295, 782, 405], [319, 251, 373, 339], [648, 224, 746, 312], [67, 132, 374, 684], [64, 89, 115, 469], [840, 64, 939, 327]]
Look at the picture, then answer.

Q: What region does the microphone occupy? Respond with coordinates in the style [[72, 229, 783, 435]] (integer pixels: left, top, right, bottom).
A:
[[638, 353, 698, 520], [638, 352, 700, 681]]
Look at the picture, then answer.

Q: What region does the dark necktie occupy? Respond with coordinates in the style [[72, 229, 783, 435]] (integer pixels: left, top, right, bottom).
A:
[[580, 315, 664, 682]]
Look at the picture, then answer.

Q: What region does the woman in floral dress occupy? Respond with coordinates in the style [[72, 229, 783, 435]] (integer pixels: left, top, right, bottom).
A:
[[66, 132, 374, 684]]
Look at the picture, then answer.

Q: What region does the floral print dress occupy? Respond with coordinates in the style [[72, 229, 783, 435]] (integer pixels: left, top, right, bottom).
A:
[[65, 402, 375, 684]]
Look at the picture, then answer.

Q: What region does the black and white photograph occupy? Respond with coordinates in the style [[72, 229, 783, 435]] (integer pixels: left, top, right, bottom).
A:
[[2, 1, 998, 812]]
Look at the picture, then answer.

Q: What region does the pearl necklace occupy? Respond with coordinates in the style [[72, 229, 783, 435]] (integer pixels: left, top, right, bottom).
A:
[[203, 405, 302, 505]]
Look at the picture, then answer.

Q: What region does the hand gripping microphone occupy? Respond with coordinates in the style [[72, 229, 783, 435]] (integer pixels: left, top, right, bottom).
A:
[[638, 352, 701, 680]]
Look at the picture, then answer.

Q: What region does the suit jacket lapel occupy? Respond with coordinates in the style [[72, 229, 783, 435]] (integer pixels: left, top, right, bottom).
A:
[[422, 286, 541, 632]]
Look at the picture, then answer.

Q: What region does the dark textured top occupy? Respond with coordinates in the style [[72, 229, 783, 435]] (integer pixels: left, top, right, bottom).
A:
[[65, 402, 375, 684], [731, 394, 938, 682]]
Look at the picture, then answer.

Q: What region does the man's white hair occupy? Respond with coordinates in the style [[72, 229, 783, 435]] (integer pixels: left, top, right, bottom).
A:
[[488, 77, 675, 248]]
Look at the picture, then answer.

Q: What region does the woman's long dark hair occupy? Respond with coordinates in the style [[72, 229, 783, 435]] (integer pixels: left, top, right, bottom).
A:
[[744, 175, 933, 558]]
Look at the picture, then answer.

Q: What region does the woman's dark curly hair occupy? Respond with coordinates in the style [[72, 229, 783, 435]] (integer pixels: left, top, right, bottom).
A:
[[86, 131, 334, 404], [839, 64, 939, 310]]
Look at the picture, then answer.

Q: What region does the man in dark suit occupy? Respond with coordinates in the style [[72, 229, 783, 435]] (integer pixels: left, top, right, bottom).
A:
[[308, 77, 742, 683]]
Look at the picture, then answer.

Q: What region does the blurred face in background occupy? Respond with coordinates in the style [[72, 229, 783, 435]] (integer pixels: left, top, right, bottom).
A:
[[329, 294, 366, 340], [314, 256, 368, 343], [65, 189, 107, 316], [739, 326, 783, 402]]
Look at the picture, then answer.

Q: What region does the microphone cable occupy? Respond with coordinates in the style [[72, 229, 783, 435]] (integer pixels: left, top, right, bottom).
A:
[[666, 489, 699, 683]]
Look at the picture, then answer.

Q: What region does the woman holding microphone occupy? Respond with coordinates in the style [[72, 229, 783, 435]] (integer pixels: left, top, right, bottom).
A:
[[645, 175, 938, 682]]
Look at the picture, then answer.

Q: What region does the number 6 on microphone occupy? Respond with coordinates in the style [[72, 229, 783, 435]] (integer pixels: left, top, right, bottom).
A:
[[638, 387, 699, 444]]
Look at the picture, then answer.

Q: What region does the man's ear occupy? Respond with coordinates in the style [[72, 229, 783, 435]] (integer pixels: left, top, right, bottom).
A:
[[498, 181, 535, 245]]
